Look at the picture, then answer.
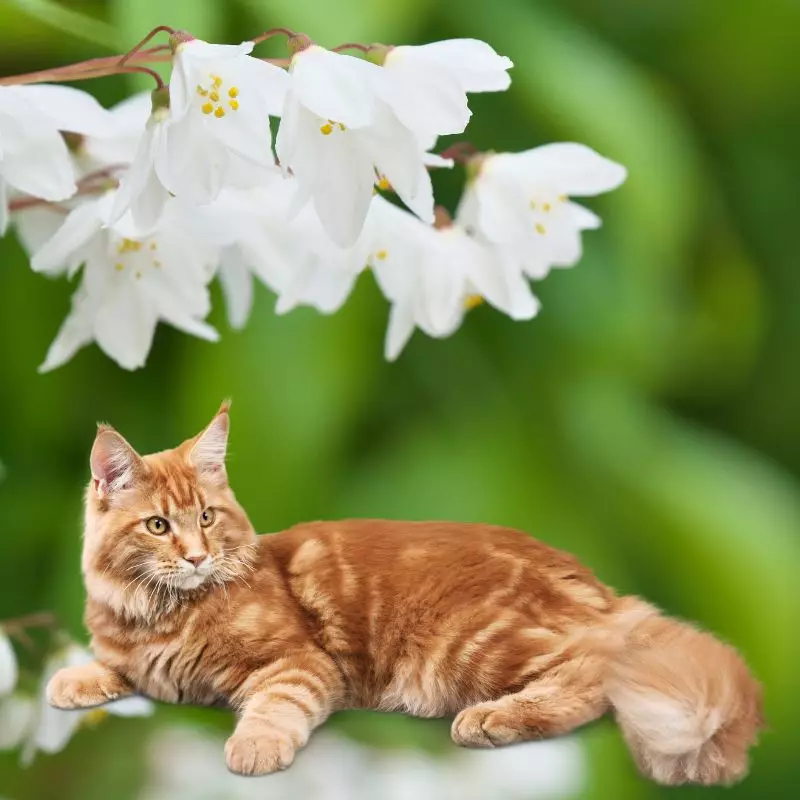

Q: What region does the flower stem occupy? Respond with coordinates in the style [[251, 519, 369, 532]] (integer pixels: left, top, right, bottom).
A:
[[439, 141, 481, 164], [252, 27, 297, 45], [9, 166, 123, 213], [332, 42, 371, 54], [119, 25, 176, 67], [0, 46, 170, 86], [120, 64, 165, 89]]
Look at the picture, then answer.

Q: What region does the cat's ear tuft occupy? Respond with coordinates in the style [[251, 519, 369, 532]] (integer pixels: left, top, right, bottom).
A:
[[90, 425, 143, 497], [190, 405, 229, 483]]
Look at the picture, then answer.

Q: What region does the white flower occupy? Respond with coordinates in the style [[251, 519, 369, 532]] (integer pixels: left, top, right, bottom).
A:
[[0, 694, 34, 751], [382, 39, 513, 144], [31, 192, 219, 371], [369, 196, 539, 360], [140, 726, 585, 800], [0, 629, 17, 697], [196, 179, 369, 324], [457, 143, 627, 279], [0, 84, 115, 234], [110, 40, 288, 233], [22, 643, 153, 763], [276, 45, 440, 247]]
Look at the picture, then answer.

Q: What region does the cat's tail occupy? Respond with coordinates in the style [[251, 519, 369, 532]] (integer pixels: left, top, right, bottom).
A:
[[604, 597, 764, 786]]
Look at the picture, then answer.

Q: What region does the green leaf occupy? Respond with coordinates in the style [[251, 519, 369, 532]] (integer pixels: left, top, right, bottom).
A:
[[9, 0, 122, 50]]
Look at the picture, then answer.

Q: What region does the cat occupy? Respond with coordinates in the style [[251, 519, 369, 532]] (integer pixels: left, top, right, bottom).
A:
[[46, 402, 764, 785]]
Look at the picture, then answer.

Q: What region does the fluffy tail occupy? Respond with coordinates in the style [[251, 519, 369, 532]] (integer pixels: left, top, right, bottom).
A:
[[605, 598, 764, 786]]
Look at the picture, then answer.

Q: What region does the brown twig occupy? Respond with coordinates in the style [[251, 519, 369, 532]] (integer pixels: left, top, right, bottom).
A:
[[252, 27, 297, 45], [119, 25, 176, 67], [439, 142, 480, 164], [332, 42, 371, 53]]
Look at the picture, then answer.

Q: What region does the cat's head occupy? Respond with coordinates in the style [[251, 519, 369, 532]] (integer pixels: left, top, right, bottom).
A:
[[82, 401, 257, 618]]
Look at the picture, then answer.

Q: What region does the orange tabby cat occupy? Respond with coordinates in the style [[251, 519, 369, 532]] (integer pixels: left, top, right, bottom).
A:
[[47, 403, 763, 785]]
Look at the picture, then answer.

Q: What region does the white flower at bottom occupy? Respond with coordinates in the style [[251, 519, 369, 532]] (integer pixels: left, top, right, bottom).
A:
[[369, 197, 539, 360], [457, 143, 627, 279], [0, 629, 17, 697], [22, 643, 153, 764], [31, 192, 219, 371]]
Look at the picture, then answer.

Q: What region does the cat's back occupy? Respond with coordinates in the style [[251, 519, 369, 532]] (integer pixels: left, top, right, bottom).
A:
[[263, 519, 614, 624], [262, 519, 615, 712]]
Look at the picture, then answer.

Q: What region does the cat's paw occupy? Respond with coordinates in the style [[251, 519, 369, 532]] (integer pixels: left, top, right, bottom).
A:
[[451, 703, 530, 748], [46, 667, 120, 709], [225, 727, 296, 776]]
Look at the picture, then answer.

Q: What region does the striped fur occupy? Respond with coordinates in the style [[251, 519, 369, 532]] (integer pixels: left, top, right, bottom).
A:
[[46, 409, 764, 783]]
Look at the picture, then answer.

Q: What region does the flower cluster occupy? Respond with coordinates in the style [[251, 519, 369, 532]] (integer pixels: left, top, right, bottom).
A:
[[2, 28, 626, 371], [0, 618, 153, 761]]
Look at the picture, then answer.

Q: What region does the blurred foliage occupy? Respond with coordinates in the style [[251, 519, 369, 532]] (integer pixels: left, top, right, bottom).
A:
[[0, 0, 799, 798]]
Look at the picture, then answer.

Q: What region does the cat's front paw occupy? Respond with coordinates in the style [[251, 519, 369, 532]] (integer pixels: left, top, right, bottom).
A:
[[46, 667, 120, 709], [452, 703, 531, 748], [225, 727, 296, 776]]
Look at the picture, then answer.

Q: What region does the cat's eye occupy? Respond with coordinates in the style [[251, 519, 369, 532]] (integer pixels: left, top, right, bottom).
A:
[[145, 516, 170, 535], [199, 508, 216, 528]]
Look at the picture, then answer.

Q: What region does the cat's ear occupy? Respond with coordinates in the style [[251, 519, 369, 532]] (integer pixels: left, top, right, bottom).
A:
[[90, 425, 144, 497], [189, 400, 230, 483]]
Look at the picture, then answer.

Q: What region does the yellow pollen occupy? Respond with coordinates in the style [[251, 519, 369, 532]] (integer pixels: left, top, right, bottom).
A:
[[375, 249, 388, 260], [529, 200, 536, 209], [196, 85, 208, 97], [558, 194, 567, 202], [338, 122, 346, 131], [229, 100, 239, 111], [536, 223, 546, 235], [114, 262, 124, 271], [543, 202, 552, 212], [228, 87, 239, 98], [320, 123, 333, 135], [209, 90, 220, 102], [117, 238, 142, 254], [214, 107, 226, 118], [202, 102, 214, 115], [464, 294, 484, 311], [377, 176, 391, 191], [211, 74, 223, 89]]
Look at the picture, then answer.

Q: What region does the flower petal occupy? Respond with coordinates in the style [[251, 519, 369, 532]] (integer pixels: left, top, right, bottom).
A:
[[31, 198, 103, 275], [385, 301, 416, 361], [38, 287, 95, 373], [0, 631, 17, 697], [515, 143, 627, 196], [291, 46, 378, 129], [94, 286, 158, 371], [218, 247, 254, 329], [18, 84, 116, 137], [105, 695, 154, 717], [0, 695, 34, 749]]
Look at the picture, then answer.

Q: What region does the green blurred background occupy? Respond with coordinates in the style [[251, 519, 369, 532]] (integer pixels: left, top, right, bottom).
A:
[[1, 0, 799, 798]]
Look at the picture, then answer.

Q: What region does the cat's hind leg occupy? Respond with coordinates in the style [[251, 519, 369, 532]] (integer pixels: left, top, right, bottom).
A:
[[451, 656, 608, 748]]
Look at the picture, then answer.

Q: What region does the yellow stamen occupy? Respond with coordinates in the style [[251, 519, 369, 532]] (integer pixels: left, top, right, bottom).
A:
[[196, 85, 208, 97], [375, 249, 388, 261], [209, 91, 219, 102], [214, 107, 226, 118], [229, 100, 239, 111], [464, 294, 484, 311], [377, 176, 391, 191], [135, 271, 142, 279], [81, 709, 109, 729], [228, 87, 239, 98], [114, 262, 124, 271], [153, 259, 162, 268], [319, 123, 333, 135], [529, 200, 536, 209], [338, 122, 346, 131], [117, 238, 142, 254], [202, 102, 214, 115], [211, 74, 223, 89], [542, 202, 552, 212], [558, 194, 567, 202], [149, 242, 157, 251], [535, 223, 546, 235]]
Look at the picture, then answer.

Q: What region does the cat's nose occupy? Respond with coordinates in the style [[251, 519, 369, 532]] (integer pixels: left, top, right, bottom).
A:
[[184, 554, 207, 568]]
